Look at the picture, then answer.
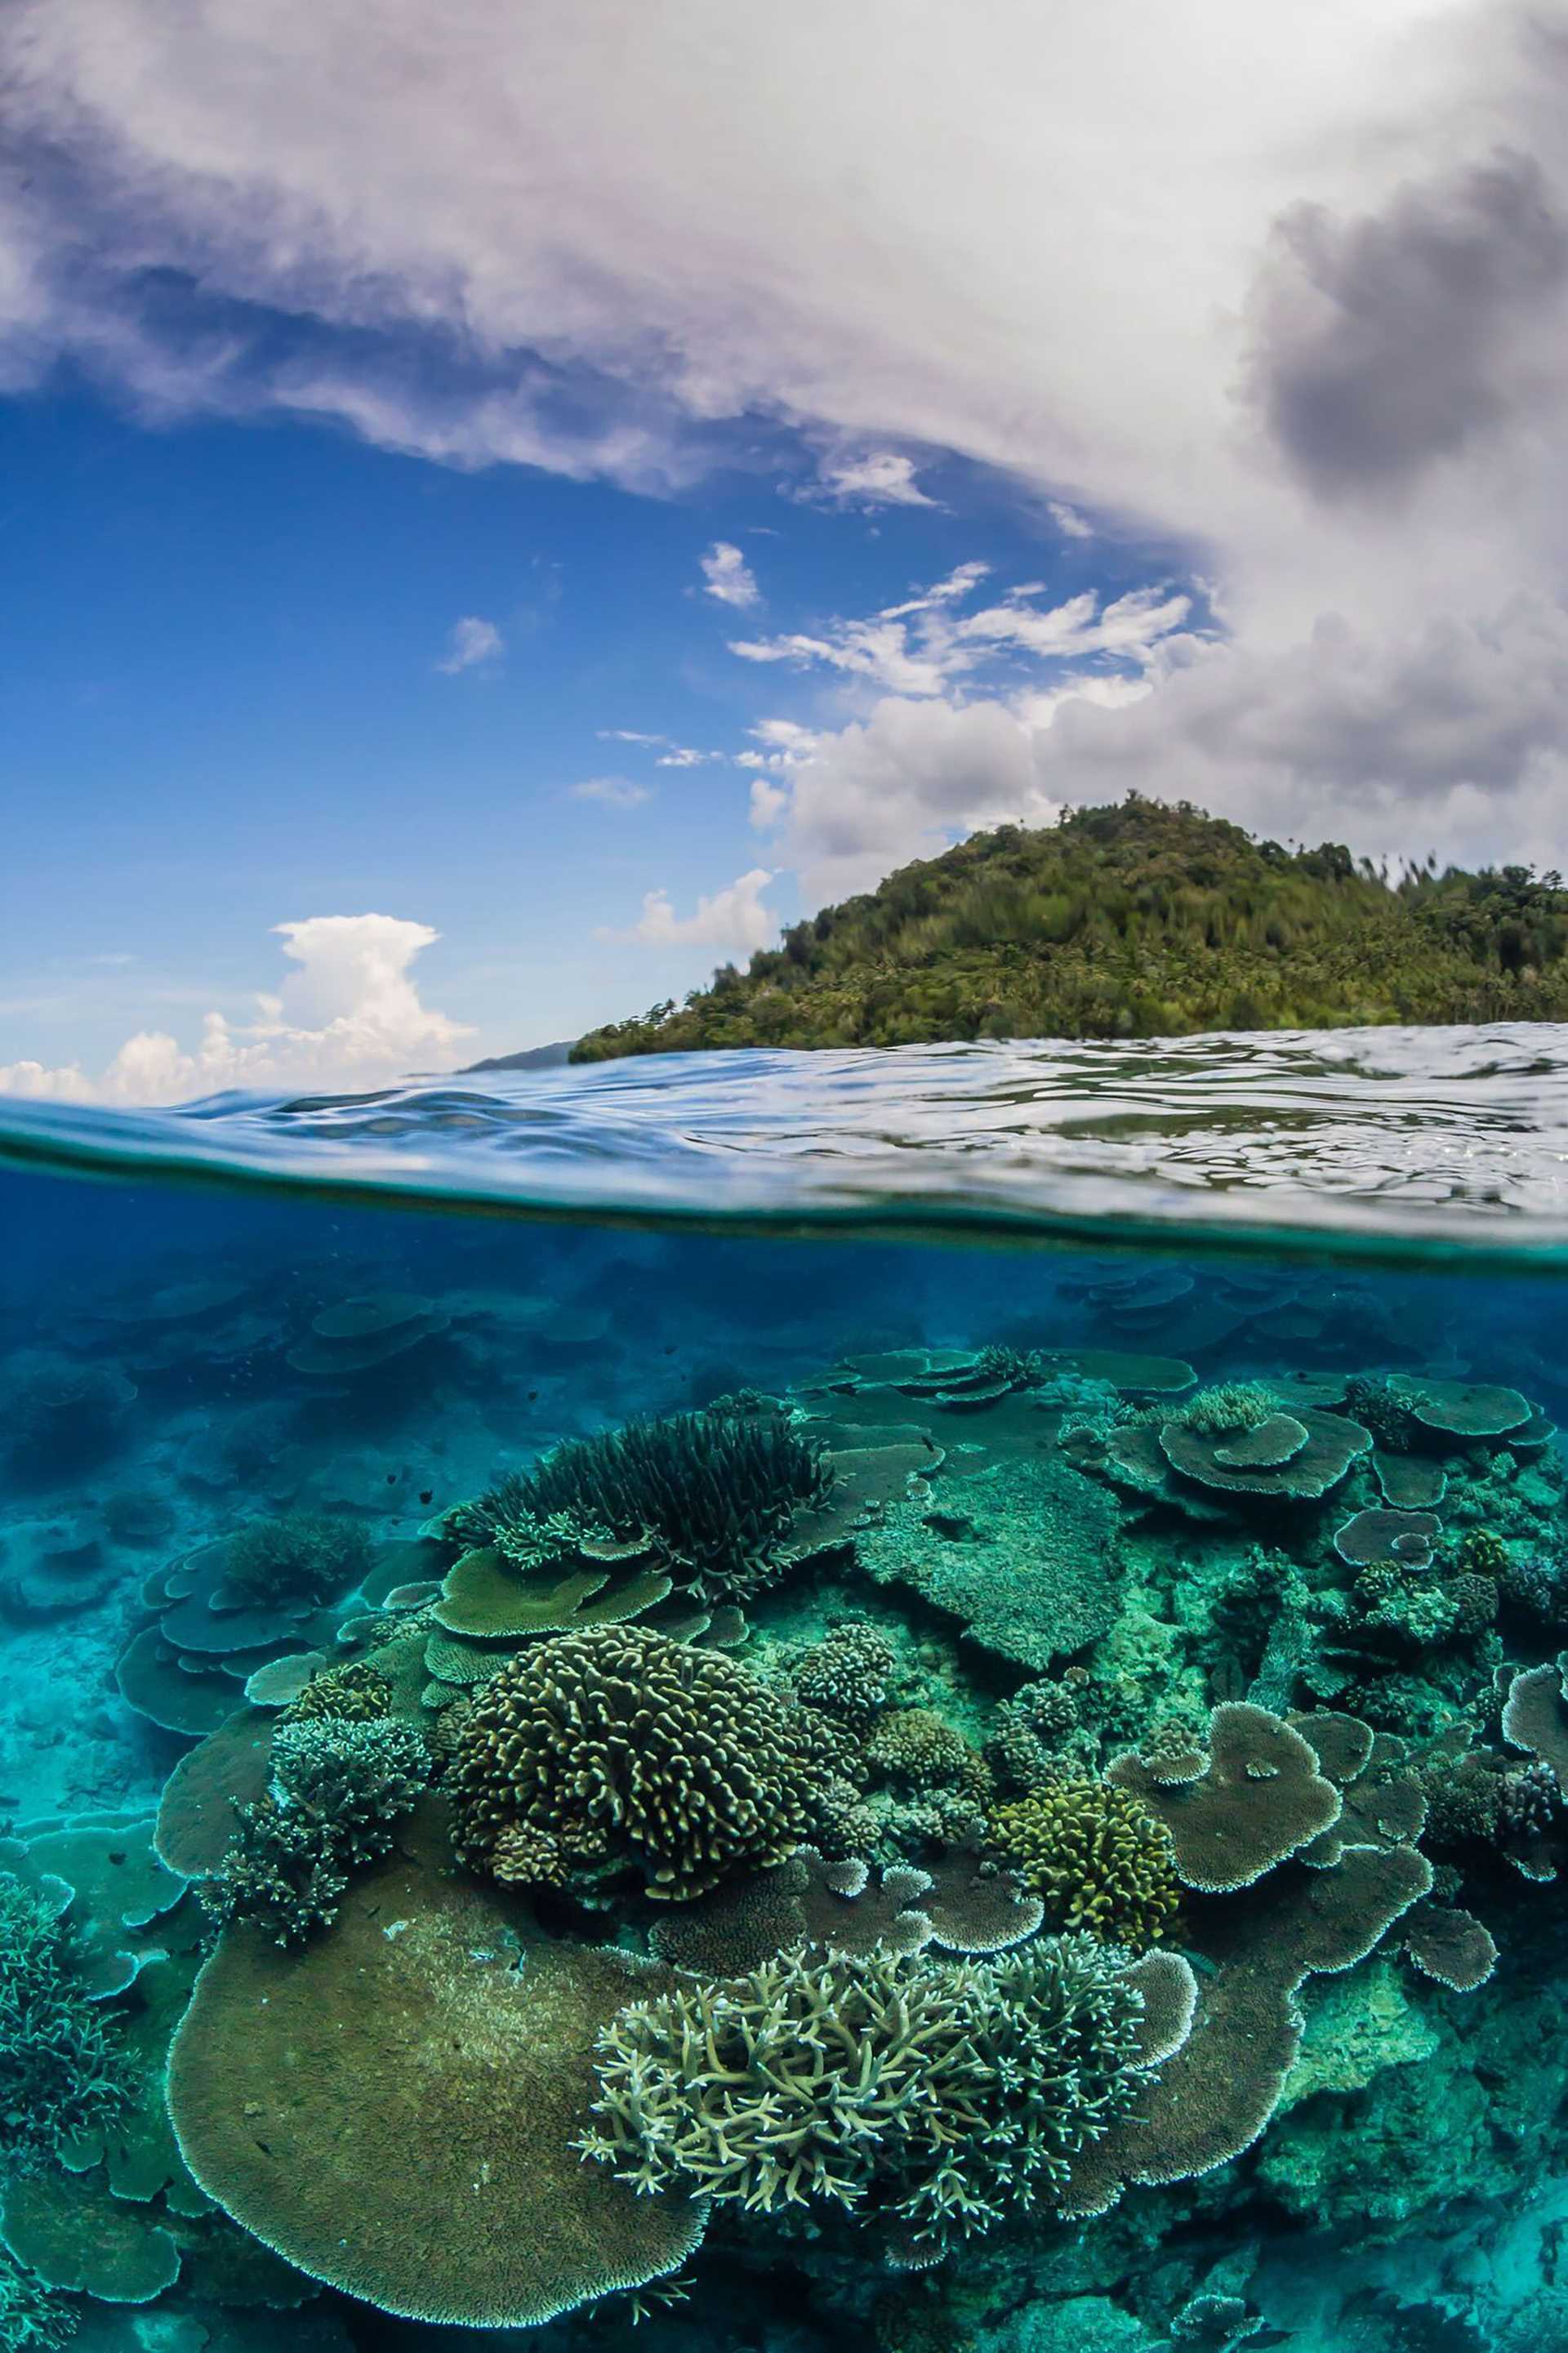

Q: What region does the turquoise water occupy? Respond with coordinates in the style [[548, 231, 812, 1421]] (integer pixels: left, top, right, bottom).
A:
[[2, 1034, 1567, 2353]]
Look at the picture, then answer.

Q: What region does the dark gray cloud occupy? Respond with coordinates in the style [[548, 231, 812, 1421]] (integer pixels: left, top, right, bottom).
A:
[[1245, 144, 1568, 501]]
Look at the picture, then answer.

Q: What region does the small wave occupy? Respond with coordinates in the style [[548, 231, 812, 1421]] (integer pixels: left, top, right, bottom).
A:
[[4, 1023, 1568, 1259]]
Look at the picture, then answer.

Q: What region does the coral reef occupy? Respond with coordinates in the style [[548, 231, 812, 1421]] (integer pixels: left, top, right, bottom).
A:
[[0, 1874, 130, 2174], [220, 1513, 374, 1607], [203, 1717, 430, 1944], [448, 1624, 817, 1901], [9, 1210, 1566, 2353], [448, 1408, 837, 1600], [988, 1781, 1182, 1950], [580, 1935, 1159, 2257]]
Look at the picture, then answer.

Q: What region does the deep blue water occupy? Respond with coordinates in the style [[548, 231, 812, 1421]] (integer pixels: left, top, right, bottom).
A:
[[2, 1035, 1568, 2353]]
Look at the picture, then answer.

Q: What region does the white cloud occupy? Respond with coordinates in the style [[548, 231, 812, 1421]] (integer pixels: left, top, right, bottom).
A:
[[569, 776, 653, 807], [807, 450, 938, 508], [0, 915, 470, 1107], [1047, 500, 1094, 539], [753, 595, 1568, 902], [608, 869, 777, 951], [735, 716, 821, 771], [436, 616, 503, 674], [700, 541, 760, 608], [6, 1, 1568, 888], [595, 729, 720, 768], [730, 563, 1192, 702]]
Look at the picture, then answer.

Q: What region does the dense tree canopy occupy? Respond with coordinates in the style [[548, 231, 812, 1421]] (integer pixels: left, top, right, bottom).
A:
[[571, 799, 1568, 1059]]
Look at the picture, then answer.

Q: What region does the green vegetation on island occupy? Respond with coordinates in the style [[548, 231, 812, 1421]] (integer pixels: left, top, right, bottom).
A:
[[571, 797, 1568, 1057]]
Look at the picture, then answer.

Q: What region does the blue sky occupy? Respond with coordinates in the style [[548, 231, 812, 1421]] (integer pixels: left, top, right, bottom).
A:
[[1, 384, 1200, 1085], [2, 1, 1566, 1099]]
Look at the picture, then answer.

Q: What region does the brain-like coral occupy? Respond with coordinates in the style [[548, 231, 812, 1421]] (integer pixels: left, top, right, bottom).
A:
[[987, 1781, 1182, 1950], [580, 1934, 1156, 2257], [795, 1623, 897, 1727], [448, 1625, 817, 1901], [449, 1408, 836, 1600]]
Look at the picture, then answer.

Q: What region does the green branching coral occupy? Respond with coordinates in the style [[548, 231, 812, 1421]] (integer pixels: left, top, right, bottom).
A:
[[0, 1874, 130, 2175], [448, 1409, 836, 1598], [987, 1781, 1182, 1950], [203, 1718, 430, 1945], [1174, 1384, 1276, 1436], [449, 1624, 817, 1901], [578, 1936, 1151, 2256], [222, 1512, 374, 1607], [0, 2248, 77, 2353]]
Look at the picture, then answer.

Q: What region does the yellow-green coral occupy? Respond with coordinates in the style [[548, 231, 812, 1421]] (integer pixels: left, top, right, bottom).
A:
[[281, 1660, 392, 1724], [448, 1624, 816, 1901], [987, 1780, 1181, 1950]]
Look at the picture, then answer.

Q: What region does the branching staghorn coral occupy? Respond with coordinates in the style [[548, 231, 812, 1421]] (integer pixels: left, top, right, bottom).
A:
[[221, 1512, 374, 1607], [0, 1874, 131, 2175], [578, 1935, 1152, 2255], [447, 1408, 836, 1598]]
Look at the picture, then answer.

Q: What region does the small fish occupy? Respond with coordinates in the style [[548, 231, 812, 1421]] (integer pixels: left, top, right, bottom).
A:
[[419, 1489, 433, 1505]]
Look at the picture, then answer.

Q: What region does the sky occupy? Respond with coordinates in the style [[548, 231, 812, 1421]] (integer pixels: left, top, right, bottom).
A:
[[2, 0, 1567, 1100]]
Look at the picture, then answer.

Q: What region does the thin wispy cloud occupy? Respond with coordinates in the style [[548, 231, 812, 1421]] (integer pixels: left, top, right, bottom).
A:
[[804, 451, 938, 510], [436, 616, 503, 674], [569, 776, 654, 808], [595, 729, 722, 768], [730, 563, 1192, 701], [700, 541, 760, 609], [1047, 500, 1094, 539]]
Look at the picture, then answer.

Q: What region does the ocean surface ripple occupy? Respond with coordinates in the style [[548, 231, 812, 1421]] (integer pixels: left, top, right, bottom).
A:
[[4, 1022, 1568, 1254]]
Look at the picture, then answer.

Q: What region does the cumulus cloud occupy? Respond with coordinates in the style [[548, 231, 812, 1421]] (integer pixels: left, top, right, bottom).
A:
[[436, 616, 503, 673], [608, 869, 777, 952], [755, 596, 1568, 900], [6, 0, 1568, 899], [0, 915, 470, 1107], [700, 541, 760, 608], [570, 776, 653, 807]]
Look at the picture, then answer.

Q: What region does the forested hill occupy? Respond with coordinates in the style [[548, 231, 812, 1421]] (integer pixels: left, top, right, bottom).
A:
[[569, 798, 1568, 1058]]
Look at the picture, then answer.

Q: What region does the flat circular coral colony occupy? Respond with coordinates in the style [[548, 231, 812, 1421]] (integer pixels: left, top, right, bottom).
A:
[[3, 1309, 1566, 2345]]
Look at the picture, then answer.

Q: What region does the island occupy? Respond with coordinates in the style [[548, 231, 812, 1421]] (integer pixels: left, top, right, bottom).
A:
[[570, 798, 1568, 1058]]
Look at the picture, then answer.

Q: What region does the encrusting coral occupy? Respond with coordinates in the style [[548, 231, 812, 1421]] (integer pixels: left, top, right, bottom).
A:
[[579, 1933, 1157, 2256], [448, 1624, 817, 1901], [987, 1781, 1182, 1950]]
